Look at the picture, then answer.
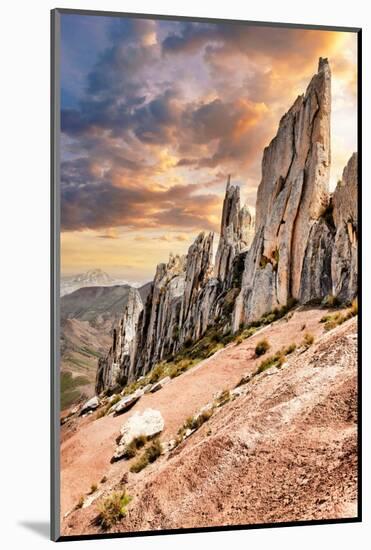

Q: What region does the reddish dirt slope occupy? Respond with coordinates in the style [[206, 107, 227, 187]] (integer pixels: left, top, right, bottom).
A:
[[61, 309, 358, 535]]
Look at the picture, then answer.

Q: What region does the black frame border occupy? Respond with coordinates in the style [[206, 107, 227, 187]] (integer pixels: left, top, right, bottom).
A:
[[51, 8, 362, 542]]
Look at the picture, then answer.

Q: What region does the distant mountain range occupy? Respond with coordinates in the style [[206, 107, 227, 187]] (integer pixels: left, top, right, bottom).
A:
[[60, 269, 140, 297], [60, 281, 152, 410]]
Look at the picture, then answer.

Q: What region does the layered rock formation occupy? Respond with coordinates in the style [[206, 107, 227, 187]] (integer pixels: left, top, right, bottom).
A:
[[233, 57, 332, 327], [96, 59, 358, 394], [331, 153, 358, 300], [214, 176, 254, 283]]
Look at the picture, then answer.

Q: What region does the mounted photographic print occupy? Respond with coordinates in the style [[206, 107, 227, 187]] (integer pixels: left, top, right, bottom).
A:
[[51, 8, 361, 541]]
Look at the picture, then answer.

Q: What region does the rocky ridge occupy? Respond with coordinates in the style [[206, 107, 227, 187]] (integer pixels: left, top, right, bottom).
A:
[[96, 59, 358, 395]]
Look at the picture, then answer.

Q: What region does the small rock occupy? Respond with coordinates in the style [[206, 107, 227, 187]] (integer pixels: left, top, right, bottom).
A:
[[265, 366, 279, 376], [113, 409, 165, 461], [114, 389, 143, 415], [80, 396, 100, 415], [231, 387, 246, 398], [163, 439, 177, 453], [150, 377, 171, 393]]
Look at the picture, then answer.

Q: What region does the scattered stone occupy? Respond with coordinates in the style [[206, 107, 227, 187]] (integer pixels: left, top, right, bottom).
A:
[[113, 389, 143, 415], [150, 377, 171, 393], [79, 396, 100, 415]]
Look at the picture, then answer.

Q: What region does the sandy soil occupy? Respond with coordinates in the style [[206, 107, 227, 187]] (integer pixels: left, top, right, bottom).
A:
[[60, 307, 358, 535]]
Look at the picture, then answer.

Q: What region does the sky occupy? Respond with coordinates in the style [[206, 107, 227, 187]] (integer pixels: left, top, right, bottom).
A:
[[60, 14, 357, 283]]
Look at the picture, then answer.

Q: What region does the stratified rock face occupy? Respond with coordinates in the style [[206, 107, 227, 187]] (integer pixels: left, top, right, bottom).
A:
[[331, 153, 358, 300], [97, 231, 222, 391], [95, 288, 143, 393], [96, 60, 358, 394], [134, 252, 187, 375], [234, 58, 332, 328], [214, 177, 254, 283]]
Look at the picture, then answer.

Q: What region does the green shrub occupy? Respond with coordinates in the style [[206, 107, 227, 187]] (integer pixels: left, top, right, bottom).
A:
[[97, 491, 132, 529], [255, 338, 270, 357]]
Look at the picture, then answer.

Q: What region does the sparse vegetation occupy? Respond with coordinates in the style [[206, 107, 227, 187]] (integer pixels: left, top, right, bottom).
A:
[[256, 351, 285, 374], [302, 332, 314, 347], [75, 495, 84, 510], [321, 299, 358, 332], [120, 300, 299, 395], [97, 491, 132, 529], [121, 435, 147, 459], [100, 476, 107, 484], [176, 407, 215, 446], [97, 394, 122, 418], [130, 438, 162, 473], [322, 294, 340, 308], [283, 343, 297, 355], [255, 338, 270, 357], [90, 483, 98, 494], [215, 389, 231, 407]]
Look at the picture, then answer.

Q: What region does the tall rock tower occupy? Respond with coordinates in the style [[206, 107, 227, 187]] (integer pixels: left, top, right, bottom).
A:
[[214, 176, 254, 283], [234, 58, 332, 328]]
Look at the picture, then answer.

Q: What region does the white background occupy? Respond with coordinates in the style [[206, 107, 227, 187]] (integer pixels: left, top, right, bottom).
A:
[[0, 0, 369, 548]]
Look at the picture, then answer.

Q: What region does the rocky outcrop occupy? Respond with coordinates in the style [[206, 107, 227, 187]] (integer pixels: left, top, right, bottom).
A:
[[95, 288, 143, 394], [214, 176, 254, 283], [234, 57, 332, 328], [113, 408, 164, 461], [331, 153, 358, 301], [96, 59, 358, 394]]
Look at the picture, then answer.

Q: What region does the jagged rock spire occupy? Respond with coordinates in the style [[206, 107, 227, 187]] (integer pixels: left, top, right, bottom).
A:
[[234, 58, 332, 328], [215, 177, 254, 282]]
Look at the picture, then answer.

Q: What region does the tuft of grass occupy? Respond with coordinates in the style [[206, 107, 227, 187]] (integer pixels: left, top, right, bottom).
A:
[[215, 389, 231, 407], [176, 407, 215, 444], [323, 294, 340, 308], [97, 394, 122, 419], [97, 491, 132, 530], [283, 343, 297, 355], [75, 495, 84, 510], [256, 351, 285, 374], [302, 332, 314, 347], [130, 438, 162, 473], [255, 338, 270, 357], [322, 300, 358, 332], [350, 297, 358, 316], [122, 435, 147, 459]]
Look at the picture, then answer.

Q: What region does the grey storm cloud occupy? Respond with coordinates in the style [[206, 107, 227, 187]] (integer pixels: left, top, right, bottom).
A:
[[61, 159, 220, 232]]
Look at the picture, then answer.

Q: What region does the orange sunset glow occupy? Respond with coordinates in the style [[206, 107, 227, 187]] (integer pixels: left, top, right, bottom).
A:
[[60, 16, 357, 283]]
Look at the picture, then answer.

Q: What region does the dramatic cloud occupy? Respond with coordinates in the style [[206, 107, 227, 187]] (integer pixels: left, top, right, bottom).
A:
[[60, 14, 357, 280]]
